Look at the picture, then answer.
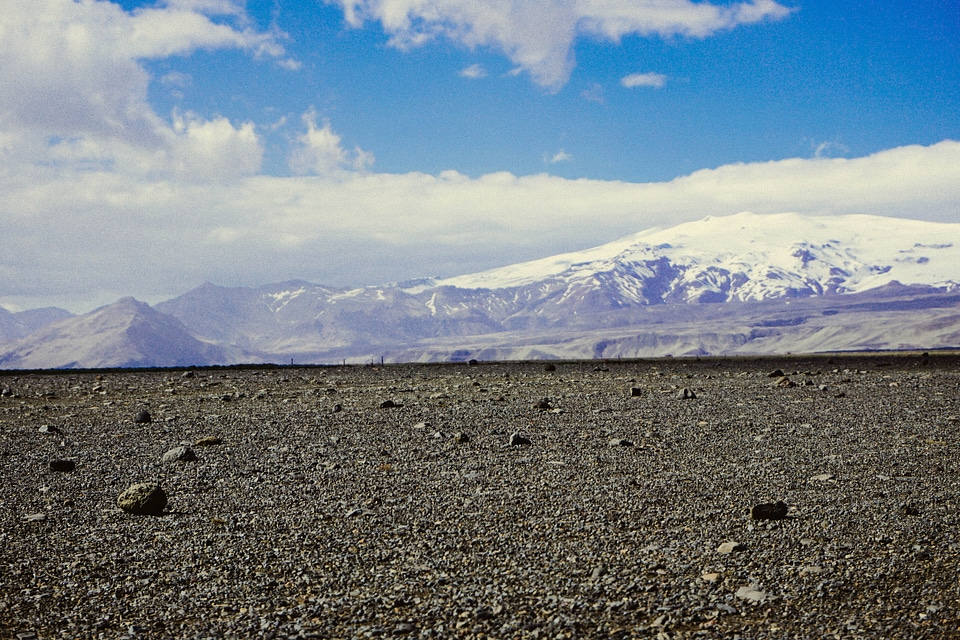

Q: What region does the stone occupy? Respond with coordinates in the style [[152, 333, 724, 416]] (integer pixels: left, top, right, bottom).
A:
[[510, 433, 532, 446], [678, 387, 696, 399], [117, 483, 167, 516], [162, 445, 198, 464], [533, 399, 553, 410], [767, 369, 785, 378], [735, 585, 768, 603], [134, 409, 152, 424], [591, 565, 608, 579], [543, 363, 556, 372], [752, 501, 789, 520], [701, 572, 720, 582], [332, 403, 342, 413], [608, 438, 634, 447], [379, 400, 398, 409], [467, 359, 479, 366], [773, 376, 796, 388], [809, 473, 836, 482], [194, 436, 223, 446], [1, 387, 12, 397], [24, 513, 47, 522], [48, 459, 76, 472], [903, 503, 921, 516], [453, 432, 470, 443], [37, 425, 60, 434], [630, 387, 643, 397], [181, 370, 195, 378], [717, 541, 746, 554]]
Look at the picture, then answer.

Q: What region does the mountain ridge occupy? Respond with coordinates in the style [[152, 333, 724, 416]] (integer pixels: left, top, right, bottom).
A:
[[3, 212, 960, 368]]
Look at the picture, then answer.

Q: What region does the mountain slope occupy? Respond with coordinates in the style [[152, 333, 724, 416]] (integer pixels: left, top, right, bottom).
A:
[[0, 306, 73, 342], [0, 297, 232, 369]]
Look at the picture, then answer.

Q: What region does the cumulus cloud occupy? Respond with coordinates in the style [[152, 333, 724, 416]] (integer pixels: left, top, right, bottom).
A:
[[3, 137, 959, 311], [288, 111, 375, 175], [621, 72, 667, 88], [0, 0, 284, 178], [328, 0, 793, 89]]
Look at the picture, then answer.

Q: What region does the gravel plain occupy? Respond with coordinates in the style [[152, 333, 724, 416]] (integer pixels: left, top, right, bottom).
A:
[[3, 355, 960, 639]]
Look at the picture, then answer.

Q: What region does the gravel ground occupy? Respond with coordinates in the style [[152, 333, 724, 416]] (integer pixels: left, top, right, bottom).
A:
[[3, 355, 960, 639]]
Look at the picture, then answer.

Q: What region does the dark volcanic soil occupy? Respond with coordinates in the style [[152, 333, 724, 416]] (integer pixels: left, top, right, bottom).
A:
[[2, 355, 960, 639]]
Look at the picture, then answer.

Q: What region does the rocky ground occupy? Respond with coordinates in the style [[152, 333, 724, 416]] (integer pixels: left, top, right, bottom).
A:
[[2, 354, 960, 639]]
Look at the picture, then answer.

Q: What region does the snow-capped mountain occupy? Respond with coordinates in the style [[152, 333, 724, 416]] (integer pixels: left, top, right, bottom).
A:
[[427, 212, 960, 301], [3, 212, 960, 368]]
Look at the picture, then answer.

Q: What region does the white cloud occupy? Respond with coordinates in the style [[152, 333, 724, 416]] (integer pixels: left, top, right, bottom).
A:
[[545, 150, 573, 163], [3, 137, 959, 312], [621, 72, 667, 88], [288, 111, 375, 175], [811, 140, 850, 159], [0, 0, 284, 178], [580, 83, 606, 103], [328, 0, 794, 89], [459, 63, 488, 79]]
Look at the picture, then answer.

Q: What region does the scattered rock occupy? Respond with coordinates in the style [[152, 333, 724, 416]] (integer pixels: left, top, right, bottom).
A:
[[509, 433, 531, 446], [162, 445, 198, 464], [134, 410, 152, 424], [678, 387, 697, 399], [116, 483, 167, 516], [194, 436, 223, 447], [717, 541, 746, 554], [773, 376, 796, 388], [752, 501, 789, 520], [48, 459, 76, 472]]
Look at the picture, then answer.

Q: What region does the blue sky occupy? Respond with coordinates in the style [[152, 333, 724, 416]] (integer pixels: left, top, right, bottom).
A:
[[1, 0, 959, 312]]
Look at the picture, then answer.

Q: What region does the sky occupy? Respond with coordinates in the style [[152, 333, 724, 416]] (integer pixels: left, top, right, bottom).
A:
[[1, 0, 959, 313]]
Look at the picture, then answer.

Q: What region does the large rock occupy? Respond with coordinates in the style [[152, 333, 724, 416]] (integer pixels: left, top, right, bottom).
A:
[[162, 446, 197, 464], [751, 501, 788, 520], [117, 483, 167, 515]]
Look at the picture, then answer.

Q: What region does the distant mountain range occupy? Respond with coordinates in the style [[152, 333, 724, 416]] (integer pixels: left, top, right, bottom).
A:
[[3, 212, 960, 368]]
